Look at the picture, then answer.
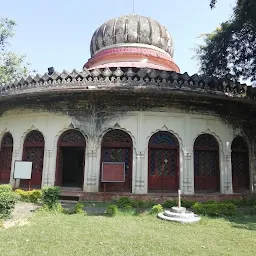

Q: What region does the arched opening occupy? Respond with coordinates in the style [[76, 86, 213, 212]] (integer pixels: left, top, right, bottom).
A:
[[194, 134, 220, 192], [100, 130, 133, 192], [55, 130, 86, 188], [231, 136, 250, 191], [21, 130, 45, 187], [148, 131, 179, 192], [0, 133, 13, 184]]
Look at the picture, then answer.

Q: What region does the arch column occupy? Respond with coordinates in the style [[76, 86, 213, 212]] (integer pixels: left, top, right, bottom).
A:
[[10, 149, 22, 187], [251, 155, 256, 192], [183, 152, 194, 194], [223, 154, 233, 194], [42, 150, 54, 187], [134, 152, 145, 194], [84, 149, 97, 192]]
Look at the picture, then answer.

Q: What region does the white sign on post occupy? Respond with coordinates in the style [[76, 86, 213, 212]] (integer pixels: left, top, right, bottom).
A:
[[13, 161, 33, 180]]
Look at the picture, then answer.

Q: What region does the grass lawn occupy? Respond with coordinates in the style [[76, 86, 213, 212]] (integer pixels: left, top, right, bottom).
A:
[[0, 209, 256, 256]]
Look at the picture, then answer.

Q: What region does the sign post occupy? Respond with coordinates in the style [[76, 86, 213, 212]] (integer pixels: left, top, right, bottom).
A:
[[101, 162, 125, 202], [13, 161, 33, 191]]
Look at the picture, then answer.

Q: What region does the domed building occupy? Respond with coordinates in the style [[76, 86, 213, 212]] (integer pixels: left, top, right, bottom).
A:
[[0, 14, 256, 199]]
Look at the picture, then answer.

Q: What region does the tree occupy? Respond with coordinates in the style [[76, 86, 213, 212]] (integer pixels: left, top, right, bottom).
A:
[[198, 0, 256, 82], [0, 18, 30, 85], [210, 0, 217, 9]]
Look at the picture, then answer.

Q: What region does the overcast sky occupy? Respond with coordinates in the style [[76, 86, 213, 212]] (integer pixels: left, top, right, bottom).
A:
[[1, 0, 236, 75]]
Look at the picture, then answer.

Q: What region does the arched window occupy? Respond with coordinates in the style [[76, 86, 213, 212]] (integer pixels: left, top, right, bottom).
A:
[[231, 136, 250, 191], [22, 130, 45, 187], [148, 131, 179, 192], [56, 130, 86, 188], [0, 133, 13, 183], [194, 134, 219, 192], [101, 130, 133, 192]]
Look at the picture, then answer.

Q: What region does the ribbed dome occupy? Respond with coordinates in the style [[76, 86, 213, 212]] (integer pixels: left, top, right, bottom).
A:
[[90, 14, 174, 57]]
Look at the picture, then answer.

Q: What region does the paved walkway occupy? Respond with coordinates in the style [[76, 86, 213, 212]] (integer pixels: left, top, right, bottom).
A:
[[3, 202, 40, 229]]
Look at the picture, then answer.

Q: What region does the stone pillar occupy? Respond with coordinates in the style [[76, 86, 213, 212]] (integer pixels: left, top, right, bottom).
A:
[[134, 152, 145, 194], [223, 154, 233, 194], [10, 149, 22, 187], [42, 150, 54, 187], [251, 155, 256, 192], [183, 152, 194, 195], [84, 149, 97, 192]]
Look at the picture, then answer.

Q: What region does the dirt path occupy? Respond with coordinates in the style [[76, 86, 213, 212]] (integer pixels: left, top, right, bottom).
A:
[[3, 202, 40, 229]]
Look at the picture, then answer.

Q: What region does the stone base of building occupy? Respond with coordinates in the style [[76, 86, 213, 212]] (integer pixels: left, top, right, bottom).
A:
[[59, 190, 253, 202]]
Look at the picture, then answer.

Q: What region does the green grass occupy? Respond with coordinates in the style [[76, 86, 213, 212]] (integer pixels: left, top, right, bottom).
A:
[[0, 211, 256, 256]]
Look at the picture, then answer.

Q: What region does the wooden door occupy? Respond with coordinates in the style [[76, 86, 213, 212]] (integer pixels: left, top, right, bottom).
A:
[[21, 131, 45, 187], [194, 134, 219, 192], [148, 132, 179, 192], [100, 130, 133, 192], [0, 133, 13, 183], [231, 137, 250, 191]]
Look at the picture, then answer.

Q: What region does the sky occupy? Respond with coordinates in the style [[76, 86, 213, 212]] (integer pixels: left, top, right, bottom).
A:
[[0, 0, 237, 76]]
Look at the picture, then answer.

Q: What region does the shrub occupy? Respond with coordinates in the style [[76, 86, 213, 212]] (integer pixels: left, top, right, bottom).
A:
[[117, 197, 132, 208], [0, 184, 12, 193], [181, 199, 196, 208], [131, 199, 147, 208], [244, 196, 256, 207], [162, 200, 177, 209], [42, 186, 62, 211], [74, 202, 85, 214], [0, 192, 19, 219], [15, 189, 42, 203], [106, 204, 118, 217], [150, 204, 163, 214], [192, 202, 237, 217]]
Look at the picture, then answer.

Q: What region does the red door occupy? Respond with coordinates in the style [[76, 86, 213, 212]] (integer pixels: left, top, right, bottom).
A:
[[0, 133, 13, 183], [194, 134, 219, 192], [148, 132, 179, 192], [231, 137, 250, 191], [21, 131, 45, 188], [100, 130, 133, 192]]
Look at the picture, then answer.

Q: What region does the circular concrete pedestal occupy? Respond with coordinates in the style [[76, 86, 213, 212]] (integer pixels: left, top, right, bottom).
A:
[[158, 207, 201, 224]]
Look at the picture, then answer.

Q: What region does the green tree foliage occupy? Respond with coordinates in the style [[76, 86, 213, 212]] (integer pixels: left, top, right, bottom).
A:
[[0, 18, 30, 85], [210, 0, 217, 9], [199, 0, 256, 81]]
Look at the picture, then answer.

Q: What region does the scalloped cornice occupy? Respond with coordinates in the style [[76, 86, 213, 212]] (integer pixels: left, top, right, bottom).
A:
[[0, 68, 255, 100]]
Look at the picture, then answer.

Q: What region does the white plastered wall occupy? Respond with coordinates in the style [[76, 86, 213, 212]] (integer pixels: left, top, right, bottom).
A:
[[0, 107, 254, 194]]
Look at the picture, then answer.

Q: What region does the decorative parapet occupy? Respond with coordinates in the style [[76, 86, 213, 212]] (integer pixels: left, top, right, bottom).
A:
[[0, 67, 255, 100]]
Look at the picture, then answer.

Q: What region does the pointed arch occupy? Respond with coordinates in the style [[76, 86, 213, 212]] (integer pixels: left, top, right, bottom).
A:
[[231, 136, 250, 191], [194, 133, 220, 192], [100, 129, 133, 192], [0, 132, 13, 183], [55, 129, 86, 187], [21, 130, 45, 187], [148, 131, 179, 192]]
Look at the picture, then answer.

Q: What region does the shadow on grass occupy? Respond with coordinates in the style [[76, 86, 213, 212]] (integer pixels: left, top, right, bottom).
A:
[[226, 215, 256, 231]]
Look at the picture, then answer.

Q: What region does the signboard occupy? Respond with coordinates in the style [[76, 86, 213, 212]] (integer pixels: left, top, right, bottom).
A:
[[13, 161, 33, 180], [101, 162, 125, 182]]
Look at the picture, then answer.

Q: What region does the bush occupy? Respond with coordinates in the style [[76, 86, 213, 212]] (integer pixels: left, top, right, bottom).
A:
[[0, 192, 19, 219], [150, 204, 163, 214], [74, 202, 85, 214], [162, 200, 177, 209], [106, 204, 118, 217], [181, 199, 196, 208], [0, 184, 12, 193], [192, 202, 237, 217], [131, 199, 147, 208], [15, 189, 42, 203], [117, 197, 132, 208], [42, 186, 62, 211]]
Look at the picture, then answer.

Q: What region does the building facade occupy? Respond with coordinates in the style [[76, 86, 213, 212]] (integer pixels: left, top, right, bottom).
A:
[[0, 15, 256, 195]]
